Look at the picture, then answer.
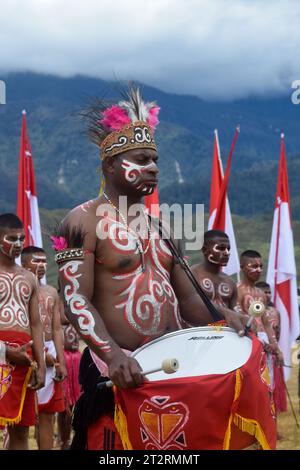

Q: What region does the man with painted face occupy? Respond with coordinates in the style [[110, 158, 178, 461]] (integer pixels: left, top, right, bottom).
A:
[[54, 86, 245, 449], [255, 281, 287, 416], [237, 250, 284, 369], [191, 230, 237, 312], [0, 214, 45, 450], [21, 246, 67, 449]]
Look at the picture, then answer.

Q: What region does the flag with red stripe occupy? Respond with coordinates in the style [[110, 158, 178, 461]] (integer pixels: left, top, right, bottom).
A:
[[16, 110, 43, 249], [266, 134, 299, 379], [208, 129, 240, 277]]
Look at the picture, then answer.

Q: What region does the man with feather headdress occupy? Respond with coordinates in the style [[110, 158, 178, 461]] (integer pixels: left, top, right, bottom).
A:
[[52, 85, 245, 449]]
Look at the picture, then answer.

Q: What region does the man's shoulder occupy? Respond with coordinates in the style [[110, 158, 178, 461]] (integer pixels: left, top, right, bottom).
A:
[[236, 282, 246, 294], [66, 198, 99, 223], [42, 284, 58, 297], [219, 272, 235, 285], [60, 199, 101, 245], [0, 265, 31, 279], [19, 267, 37, 287], [190, 262, 202, 275], [266, 305, 279, 315]]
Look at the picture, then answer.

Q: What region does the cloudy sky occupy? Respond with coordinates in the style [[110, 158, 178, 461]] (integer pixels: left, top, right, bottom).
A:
[[1, 0, 300, 100]]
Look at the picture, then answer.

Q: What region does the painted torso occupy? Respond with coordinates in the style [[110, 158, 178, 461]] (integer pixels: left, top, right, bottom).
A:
[[236, 282, 269, 335], [61, 203, 183, 351], [93, 216, 182, 349], [192, 265, 234, 308], [0, 270, 32, 334], [265, 305, 280, 340], [38, 285, 55, 341], [237, 283, 266, 316]]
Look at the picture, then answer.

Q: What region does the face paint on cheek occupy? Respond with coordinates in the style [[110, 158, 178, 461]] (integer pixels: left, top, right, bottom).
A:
[[121, 160, 143, 184], [32, 257, 47, 266], [246, 262, 263, 275], [0, 239, 14, 258], [121, 160, 157, 190], [208, 244, 226, 265], [1, 235, 24, 258], [31, 257, 47, 278]]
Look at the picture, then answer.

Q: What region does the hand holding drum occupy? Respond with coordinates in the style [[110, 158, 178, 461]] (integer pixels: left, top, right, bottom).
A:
[[97, 358, 179, 389], [245, 300, 265, 331]]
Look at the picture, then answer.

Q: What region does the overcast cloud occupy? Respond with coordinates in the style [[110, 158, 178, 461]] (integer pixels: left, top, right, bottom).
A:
[[0, 0, 299, 100]]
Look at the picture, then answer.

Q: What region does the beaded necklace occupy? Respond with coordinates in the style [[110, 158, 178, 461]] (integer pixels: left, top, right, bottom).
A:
[[103, 192, 152, 271]]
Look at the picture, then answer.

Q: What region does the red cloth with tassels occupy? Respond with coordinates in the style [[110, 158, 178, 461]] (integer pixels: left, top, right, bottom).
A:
[[114, 335, 276, 450], [0, 331, 36, 427]]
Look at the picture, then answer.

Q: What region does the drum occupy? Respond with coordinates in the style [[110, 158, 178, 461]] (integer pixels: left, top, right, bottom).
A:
[[132, 326, 252, 379], [114, 327, 276, 450]]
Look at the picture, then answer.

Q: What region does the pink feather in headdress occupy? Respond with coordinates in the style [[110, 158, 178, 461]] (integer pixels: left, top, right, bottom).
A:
[[147, 106, 160, 131], [99, 105, 131, 132], [51, 236, 68, 251]]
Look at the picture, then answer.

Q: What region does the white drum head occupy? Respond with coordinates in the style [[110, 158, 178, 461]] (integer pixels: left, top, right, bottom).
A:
[[132, 327, 252, 381]]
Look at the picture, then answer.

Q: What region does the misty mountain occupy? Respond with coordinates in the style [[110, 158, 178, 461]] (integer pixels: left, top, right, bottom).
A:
[[0, 72, 300, 217]]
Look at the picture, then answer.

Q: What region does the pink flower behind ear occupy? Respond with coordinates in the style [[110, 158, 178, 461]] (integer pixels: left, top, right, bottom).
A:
[[147, 106, 160, 131], [51, 236, 68, 251], [99, 105, 131, 131]]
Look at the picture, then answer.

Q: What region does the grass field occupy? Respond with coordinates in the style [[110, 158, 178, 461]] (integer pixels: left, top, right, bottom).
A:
[[277, 343, 300, 450]]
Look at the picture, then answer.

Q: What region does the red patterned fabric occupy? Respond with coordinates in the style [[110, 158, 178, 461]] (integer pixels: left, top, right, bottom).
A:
[[0, 331, 36, 426], [114, 335, 276, 450]]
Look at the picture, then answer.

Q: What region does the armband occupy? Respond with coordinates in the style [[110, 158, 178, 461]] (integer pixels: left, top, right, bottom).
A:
[[55, 248, 84, 264]]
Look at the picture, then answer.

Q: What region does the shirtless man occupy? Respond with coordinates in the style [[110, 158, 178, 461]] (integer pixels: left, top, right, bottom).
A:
[[21, 246, 67, 450], [237, 250, 284, 368], [54, 86, 245, 449], [255, 281, 287, 415], [0, 214, 45, 450], [191, 230, 237, 312]]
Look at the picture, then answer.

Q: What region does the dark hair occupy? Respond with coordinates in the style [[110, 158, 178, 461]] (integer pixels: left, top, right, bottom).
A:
[[21, 245, 45, 264], [255, 281, 270, 289], [240, 250, 261, 260], [0, 213, 23, 230], [204, 230, 229, 244]]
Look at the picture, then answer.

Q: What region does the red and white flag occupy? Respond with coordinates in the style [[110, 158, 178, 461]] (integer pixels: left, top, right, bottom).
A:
[[208, 129, 240, 278], [145, 188, 160, 218], [17, 110, 43, 249], [266, 134, 299, 379]]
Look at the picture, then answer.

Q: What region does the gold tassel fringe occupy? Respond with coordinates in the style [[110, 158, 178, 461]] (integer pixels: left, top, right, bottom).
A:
[[233, 414, 271, 450], [223, 369, 242, 449], [114, 401, 133, 450], [223, 368, 271, 450]]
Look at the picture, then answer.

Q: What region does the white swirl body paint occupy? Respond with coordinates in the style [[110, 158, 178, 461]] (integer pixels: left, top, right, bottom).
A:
[[60, 261, 111, 352]]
